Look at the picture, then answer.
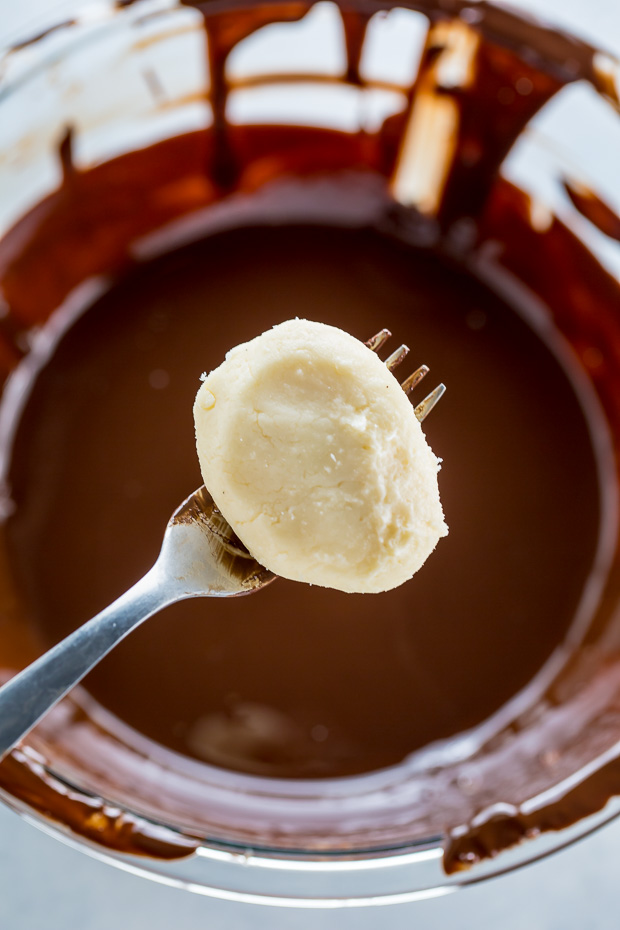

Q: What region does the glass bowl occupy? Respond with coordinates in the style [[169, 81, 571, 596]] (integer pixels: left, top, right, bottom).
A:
[[1, 0, 620, 907]]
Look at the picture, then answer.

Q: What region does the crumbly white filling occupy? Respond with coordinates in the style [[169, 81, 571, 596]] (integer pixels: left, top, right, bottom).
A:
[[194, 319, 447, 593]]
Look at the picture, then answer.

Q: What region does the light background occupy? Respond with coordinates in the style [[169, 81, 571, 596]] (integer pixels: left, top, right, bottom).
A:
[[1, 1, 620, 927]]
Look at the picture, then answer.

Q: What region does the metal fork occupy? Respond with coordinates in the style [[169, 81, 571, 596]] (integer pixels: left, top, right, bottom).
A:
[[0, 330, 444, 762]]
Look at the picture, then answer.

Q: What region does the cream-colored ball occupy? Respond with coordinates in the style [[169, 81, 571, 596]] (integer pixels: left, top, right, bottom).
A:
[[193, 319, 447, 593]]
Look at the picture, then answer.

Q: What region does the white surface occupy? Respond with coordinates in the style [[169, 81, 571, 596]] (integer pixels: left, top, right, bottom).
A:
[[1, 0, 620, 927]]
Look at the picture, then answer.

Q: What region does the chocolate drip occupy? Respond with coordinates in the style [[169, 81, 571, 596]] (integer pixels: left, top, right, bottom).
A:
[[1, 749, 199, 860], [564, 181, 620, 243], [445, 751, 620, 874], [6, 20, 76, 53], [58, 127, 76, 185], [187, 1, 311, 189], [437, 42, 561, 226], [339, 6, 372, 85]]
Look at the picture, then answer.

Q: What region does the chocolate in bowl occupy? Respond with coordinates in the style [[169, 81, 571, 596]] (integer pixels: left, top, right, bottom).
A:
[[0, 0, 620, 904]]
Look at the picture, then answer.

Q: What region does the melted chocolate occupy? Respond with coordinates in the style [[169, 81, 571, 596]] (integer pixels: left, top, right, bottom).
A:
[[0, 0, 620, 874], [5, 214, 601, 779]]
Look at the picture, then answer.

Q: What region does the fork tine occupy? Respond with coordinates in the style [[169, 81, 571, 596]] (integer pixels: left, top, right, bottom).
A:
[[385, 344, 410, 371], [365, 328, 391, 352], [400, 364, 429, 394], [414, 384, 446, 422], [365, 331, 444, 419]]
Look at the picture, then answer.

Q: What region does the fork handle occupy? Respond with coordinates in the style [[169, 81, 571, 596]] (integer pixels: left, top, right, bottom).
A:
[[0, 565, 175, 763]]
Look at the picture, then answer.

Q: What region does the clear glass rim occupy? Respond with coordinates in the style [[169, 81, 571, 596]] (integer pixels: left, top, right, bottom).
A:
[[4, 777, 620, 906]]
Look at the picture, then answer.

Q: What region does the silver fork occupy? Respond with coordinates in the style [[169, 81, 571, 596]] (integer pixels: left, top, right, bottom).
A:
[[0, 331, 444, 762]]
